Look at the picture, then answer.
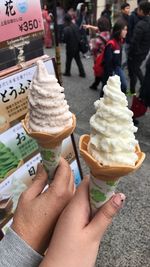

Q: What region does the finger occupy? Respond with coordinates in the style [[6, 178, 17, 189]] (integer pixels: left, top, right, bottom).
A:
[[88, 193, 126, 240], [47, 158, 73, 198], [68, 176, 91, 226], [25, 163, 48, 200], [68, 170, 76, 195]]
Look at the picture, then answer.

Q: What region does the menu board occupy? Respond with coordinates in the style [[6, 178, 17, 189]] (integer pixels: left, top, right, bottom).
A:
[[0, 58, 82, 229]]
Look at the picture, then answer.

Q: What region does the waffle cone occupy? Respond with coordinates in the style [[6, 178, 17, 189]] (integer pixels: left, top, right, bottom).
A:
[[22, 113, 76, 148], [79, 135, 145, 182]]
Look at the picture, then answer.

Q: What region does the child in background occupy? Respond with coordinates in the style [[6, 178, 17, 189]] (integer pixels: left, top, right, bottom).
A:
[[90, 17, 110, 62], [84, 17, 110, 90]]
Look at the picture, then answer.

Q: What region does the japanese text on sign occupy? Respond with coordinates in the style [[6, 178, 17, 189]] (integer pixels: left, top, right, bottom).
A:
[[0, 0, 44, 42], [0, 59, 55, 128]]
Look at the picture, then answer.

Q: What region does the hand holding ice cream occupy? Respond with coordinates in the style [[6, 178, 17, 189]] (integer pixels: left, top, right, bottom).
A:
[[79, 75, 145, 214]]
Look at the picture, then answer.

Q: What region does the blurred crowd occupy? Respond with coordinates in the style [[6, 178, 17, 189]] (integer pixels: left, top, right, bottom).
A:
[[42, 1, 150, 125]]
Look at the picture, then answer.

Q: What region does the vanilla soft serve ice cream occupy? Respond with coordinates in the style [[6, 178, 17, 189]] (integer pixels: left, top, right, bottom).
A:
[[88, 75, 138, 166], [28, 60, 72, 134]]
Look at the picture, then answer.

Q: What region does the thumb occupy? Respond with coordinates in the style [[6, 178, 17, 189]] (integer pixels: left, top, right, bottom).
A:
[[26, 163, 48, 199], [88, 193, 126, 241]]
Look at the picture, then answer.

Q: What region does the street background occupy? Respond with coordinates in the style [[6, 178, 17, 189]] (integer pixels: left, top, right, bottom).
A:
[[45, 45, 150, 267]]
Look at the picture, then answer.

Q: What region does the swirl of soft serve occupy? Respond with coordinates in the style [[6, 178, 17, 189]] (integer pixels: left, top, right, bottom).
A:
[[88, 75, 138, 166], [28, 60, 72, 134]]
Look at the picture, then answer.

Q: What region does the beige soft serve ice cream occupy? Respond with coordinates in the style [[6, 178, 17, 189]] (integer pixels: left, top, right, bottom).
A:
[[23, 60, 76, 181], [28, 60, 72, 134], [88, 75, 138, 166]]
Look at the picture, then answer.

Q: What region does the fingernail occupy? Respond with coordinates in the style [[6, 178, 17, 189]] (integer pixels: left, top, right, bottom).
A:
[[112, 193, 126, 207]]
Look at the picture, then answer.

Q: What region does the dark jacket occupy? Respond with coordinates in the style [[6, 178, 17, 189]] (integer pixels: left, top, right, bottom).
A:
[[129, 16, 150, 62], [63, 23, 80, 54], [128, 9, 142, 43], [101, 9, 112, 30], [103, 39, 122, 82], [76, 12, 88, 28], [140, 56, 150, 107]]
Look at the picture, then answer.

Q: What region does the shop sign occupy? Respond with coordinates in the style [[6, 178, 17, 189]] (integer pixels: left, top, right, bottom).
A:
[[0, 0, 44, 43], [0, 59, 55, 131]]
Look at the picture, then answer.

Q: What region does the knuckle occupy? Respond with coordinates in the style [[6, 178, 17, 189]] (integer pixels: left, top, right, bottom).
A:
[[50, 183, 71, 200], [101, 204, 118, 221], [19, 190, 28, 203], [63, 165, 71, 179]]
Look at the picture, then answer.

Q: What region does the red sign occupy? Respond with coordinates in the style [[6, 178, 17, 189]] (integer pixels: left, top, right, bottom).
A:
[[0, 0, 44, 43]]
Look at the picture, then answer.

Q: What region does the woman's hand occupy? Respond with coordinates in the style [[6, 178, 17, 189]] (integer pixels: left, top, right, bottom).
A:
[[40, 176, 125, 267], [83, 24, 98, 31], [12, 158, 75, 255]]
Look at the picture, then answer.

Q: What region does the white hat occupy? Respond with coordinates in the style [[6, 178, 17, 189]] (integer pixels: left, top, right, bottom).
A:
[[76, 3, 84, 11]]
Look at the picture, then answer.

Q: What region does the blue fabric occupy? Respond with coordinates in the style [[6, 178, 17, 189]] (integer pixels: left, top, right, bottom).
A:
[[114, 66, 127, 93]]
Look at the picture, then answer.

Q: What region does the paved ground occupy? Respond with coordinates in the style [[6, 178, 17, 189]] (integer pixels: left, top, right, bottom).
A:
[[45, 46, 150, 267]]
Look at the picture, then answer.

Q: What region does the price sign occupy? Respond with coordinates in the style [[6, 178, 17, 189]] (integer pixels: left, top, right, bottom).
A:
[[0, 0, 44, 43]]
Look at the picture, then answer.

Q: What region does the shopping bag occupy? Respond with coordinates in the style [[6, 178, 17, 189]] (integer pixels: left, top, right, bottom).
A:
[[131, 96, 147, 118], [79, 35, 88, 54]]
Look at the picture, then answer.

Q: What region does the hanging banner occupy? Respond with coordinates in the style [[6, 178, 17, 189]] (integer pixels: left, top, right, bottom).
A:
[[0, 0, 44, 43]]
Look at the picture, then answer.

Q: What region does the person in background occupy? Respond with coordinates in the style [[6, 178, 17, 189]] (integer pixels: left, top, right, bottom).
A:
[[76, 3, 89, 58], [101, 19, 128, 96], [63, 14, 86, 77], [0, 162, 125, 267], [68, 7, 77, 24], [132, 54, 150, 126], [101, 3, 112, 31], [42, 4, 52, 48], [89, 16, 111, 62], [128, 1, 150, 94], [128, 0, 148, 44], [119, 3, 130, 69], [139, 55, 150, 107], [85, 17, 111, 90], [56, 2, 65, 43], [120, 2, 130, 24]]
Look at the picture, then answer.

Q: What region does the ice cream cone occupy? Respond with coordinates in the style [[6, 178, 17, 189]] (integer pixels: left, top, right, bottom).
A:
[[79, 134, 145, 213], [22, 113, 76, 181]]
